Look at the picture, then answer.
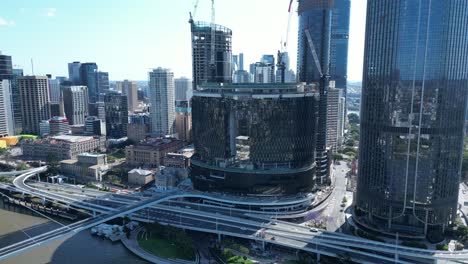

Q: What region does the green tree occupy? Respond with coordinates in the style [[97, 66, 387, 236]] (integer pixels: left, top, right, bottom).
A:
[[16, 163, 29, 171], [348, 113, 360, 124]]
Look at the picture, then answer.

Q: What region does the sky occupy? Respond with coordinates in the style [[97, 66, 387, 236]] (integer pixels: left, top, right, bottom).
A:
[[0, 0, 367, 81]]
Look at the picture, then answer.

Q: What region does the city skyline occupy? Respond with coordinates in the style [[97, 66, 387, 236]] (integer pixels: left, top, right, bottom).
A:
[[0, 0, 366, 81]]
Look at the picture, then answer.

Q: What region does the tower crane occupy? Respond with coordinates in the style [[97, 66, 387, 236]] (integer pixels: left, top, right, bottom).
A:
[[277, 0, 294, 83]]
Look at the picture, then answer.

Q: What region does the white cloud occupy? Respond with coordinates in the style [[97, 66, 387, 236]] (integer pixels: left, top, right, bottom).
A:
[[46, 8, 56, 17], [0, 17, 15, 26]]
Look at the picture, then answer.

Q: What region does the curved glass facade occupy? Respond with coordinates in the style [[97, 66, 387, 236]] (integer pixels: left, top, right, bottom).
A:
[[191, 83, 319, 194], [356, 0, 468, 233]]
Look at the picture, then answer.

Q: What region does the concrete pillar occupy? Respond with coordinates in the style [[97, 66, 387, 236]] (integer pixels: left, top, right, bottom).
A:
[[424, 209, 429, 235], [93, 210, 96, 217], [388, 207, 392, 230], [217, 233, 221, 242], [262, 240, 265, 251]]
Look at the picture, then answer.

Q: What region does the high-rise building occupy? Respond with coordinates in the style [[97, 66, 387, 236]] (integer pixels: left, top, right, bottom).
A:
[[0, 52, 13, 80], [117, 80, 138, 112], [62, 86, 89, 125], [88, 101, 106, 122], [190, 21, 232, 87], [104, 92, 128, 139], [239, 53, 244, 71], [297, 0, 350, 91], [48, 78, 61, 104], [254, 62, 275, 84], [148, 68, 175, 136], [85, 116, 106, 136], [0, 80, 14, 136], [233, 70, 251, 84], [326, 85, 341, 152], [97, 71, 109, 97], [174, 77, 192, 101], [191, 83, 319, 194], [18, 76, 51, 135], [68, 61, 81, 84], [48, 116, 70, 136], [79, 63, 98, 103], [337, 93, 345, 147], [175, 100, 192, 142], [11, 69, 23, 134], [356, 0, 468, 234], [232, 54, 239, 71], [297, 0, 340, 184]]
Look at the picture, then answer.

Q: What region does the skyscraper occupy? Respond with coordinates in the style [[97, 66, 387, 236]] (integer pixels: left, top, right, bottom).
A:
[[174, 77, 192, 101], [48, 78, 61, 104], [356, 0, 468, 234], [117, 80, 138, 112], [104, 92, 128, 139], [190, 21, 232, 87], [148, 68, 175, 136], [18, 76, 51, 135], [79, 63, 98, 103], [0, 80, 14, 136], [68, 61, 81, 84], [175, 100, 192, 142], [326, 85, 342, 152], [97, 71, 109, 97], [239, 53, 244, 71], [0, 52, 13, 80], [297, 0, 350, 92], [62, 86, 89, 125], [11, 69, 23, 134]]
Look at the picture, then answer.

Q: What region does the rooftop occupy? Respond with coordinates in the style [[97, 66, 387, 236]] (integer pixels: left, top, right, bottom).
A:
[[52, 135, 95, 143], [129, 169, 153, 176]]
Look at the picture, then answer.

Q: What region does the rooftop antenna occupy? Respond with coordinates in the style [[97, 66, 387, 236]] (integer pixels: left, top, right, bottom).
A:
[[31, 58, 34, 75]]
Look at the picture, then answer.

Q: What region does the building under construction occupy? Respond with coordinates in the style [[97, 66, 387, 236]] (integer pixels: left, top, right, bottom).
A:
[[190, 21, 232, 88]]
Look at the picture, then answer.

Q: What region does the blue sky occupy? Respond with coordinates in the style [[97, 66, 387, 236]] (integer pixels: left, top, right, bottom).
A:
[[0, 0, 366, 81]]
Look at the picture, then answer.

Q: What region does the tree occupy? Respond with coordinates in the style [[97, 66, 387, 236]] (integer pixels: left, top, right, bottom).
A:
[[348, 113, 360, 124], [333, 154, 343, 161], [16, 163, 29, 171]]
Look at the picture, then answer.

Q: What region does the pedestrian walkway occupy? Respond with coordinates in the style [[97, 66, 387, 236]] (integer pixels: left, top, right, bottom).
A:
[[121, 227, 199, 264]]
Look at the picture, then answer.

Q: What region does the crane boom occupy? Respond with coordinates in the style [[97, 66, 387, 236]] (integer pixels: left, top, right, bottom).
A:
[[283, 0, 294, 51], [304, 29, 323, 76], [210, 0, 216, 67]]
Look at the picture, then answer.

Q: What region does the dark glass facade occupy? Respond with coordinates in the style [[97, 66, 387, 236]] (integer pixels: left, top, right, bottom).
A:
[[190, 21, 232, 88], [104, 93, 128, 139], [356, 0, 468, 233], [191, 83, 319, 195], [0, 54, 13, 80], [79, 63, 98, 103], [11, 69, 23, 134]]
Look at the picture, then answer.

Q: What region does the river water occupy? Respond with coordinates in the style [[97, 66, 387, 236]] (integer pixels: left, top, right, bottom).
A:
[[0, 200, 147, 264]]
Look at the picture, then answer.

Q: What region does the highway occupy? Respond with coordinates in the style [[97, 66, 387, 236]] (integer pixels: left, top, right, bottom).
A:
[[3, 168, 468, 263], [323, 161, 349, 231]]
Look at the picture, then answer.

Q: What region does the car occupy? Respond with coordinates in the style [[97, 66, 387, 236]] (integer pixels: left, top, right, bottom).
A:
[[271, 221, 277, 225], [271, 236, 276, 240], [310, 228, 318, 232]]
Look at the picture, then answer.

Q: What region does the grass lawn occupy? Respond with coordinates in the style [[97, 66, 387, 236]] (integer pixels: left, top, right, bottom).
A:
[[138, 236, 195, 261], [226, 255, 254, 264]]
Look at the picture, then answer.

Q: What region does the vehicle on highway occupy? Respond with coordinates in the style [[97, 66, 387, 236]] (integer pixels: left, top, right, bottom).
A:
[[271, 236, 275, 240], [310, 228, 318, 232], [271, 221, 277, 225]]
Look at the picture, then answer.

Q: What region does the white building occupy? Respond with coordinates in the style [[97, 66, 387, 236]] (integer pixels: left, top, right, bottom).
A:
[[117, 80, 139, 113], [0, 80, 14, 137], [326, 85, 346, 152], [63, 86, 89, 125], [148, 68, 175, 136]]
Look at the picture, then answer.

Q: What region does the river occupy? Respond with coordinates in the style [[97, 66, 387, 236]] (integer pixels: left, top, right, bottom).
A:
[[0, 200, 147, 264]]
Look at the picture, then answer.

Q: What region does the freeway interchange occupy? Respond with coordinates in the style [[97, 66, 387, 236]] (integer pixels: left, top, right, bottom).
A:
[[1, 167, 468, 263]]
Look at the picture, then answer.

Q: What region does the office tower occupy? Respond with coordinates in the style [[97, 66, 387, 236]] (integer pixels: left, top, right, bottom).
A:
[[190, 21, 232, 87], [48, 78, 61, 103], [97, 71, 109, 97], [276, 52, 295, 83], [11, 69, 23, 134], [356, 0, 468, 234], [68, 61, 81, 84], [104, 92, 128, 138], [0, 80, 14, 136], [88, 101, 106, 122], [18, 76, 51, 135], [175, 100, 192, 142], [117, 80, 138, 112], [0, 52, 13, 81], [50, 103, 64, 118], [148, 68, 175, 136], [239, 53, 244, 71], [261, 54, 275, 66], [233, 70, 251, 84], [298, 0, 339, 184], [232, 55, 239, 71], [249, 63, 256, 76], [326, 85, 341, 152], [254, 62, 275, 84], [63, 86, 89, 125], [79, 63, 98, 103], [191, 83, 319, 194], [174, 77, 192, 101], [297, 0, 350, 92], [337, 93, 345, 147], [85, 116, 106, 136]]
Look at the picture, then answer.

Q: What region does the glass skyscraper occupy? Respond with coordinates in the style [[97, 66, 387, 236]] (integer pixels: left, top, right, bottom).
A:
[[356, 0, 468, 234], [79, 63, 98, 103]]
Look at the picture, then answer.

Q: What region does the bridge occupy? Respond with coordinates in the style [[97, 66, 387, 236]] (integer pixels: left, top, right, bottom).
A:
[[1, 168, 468, 263]]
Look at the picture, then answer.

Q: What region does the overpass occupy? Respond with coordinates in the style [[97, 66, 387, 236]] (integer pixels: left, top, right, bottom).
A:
[[2, 168, 468, 263]]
